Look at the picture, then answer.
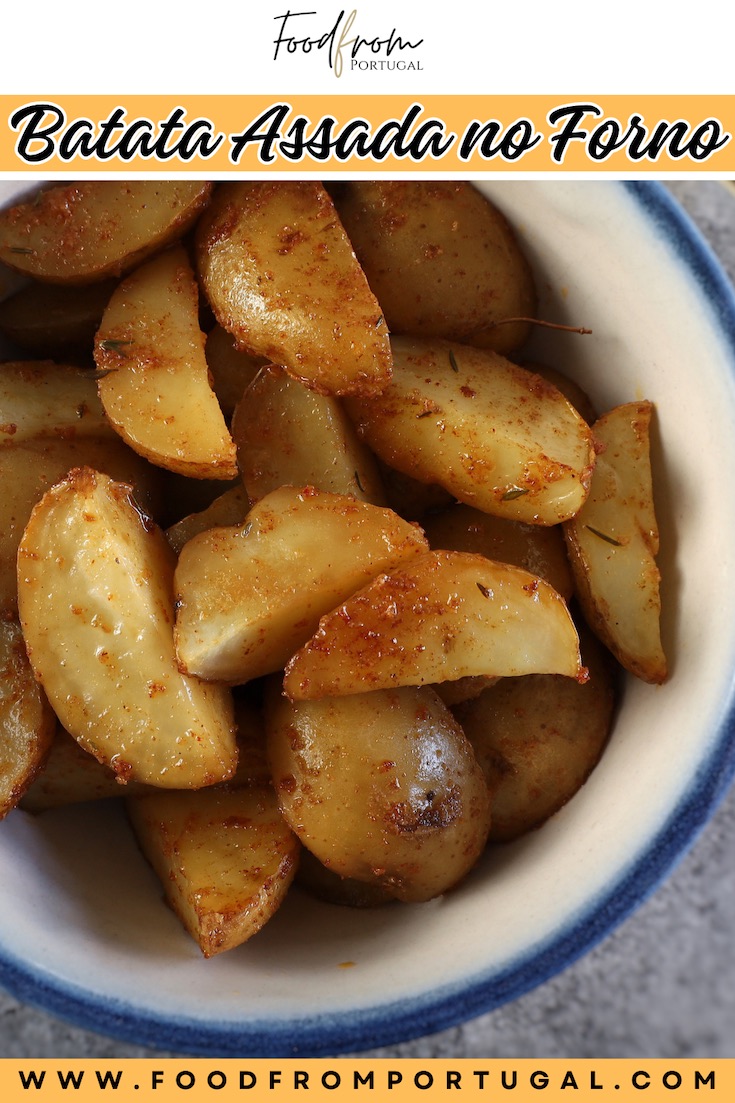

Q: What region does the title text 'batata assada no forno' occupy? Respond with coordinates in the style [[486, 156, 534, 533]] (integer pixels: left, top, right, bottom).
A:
[[6, 101, 732, 166]]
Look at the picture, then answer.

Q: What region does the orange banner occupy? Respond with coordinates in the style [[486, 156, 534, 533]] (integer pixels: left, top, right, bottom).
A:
[[0, 1059, 728, 1101], [0, 95, 734, 173]]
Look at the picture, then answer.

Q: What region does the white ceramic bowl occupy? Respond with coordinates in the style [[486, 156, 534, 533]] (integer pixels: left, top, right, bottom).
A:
[[1, 181, 735, 1056]]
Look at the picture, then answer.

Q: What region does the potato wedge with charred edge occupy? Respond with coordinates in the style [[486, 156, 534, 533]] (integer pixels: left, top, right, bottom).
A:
[[334, 181, 536, 355], [283, 549, 584, 700], [0, 181, 212, 284], [232, 366, 385, 505], [0, 619, 55, 819], [195, 182, 392, 397], [94, 246, 238, 480], [127, 782, 300, 957], [454, 624, 617, 841], [174, 485, 430, 685], [266, 683, 490, 903], [564, 401, 667, 684], [0, 361, 114, 446], [17, 468, 237, 788], [346, 337, 595, 526]]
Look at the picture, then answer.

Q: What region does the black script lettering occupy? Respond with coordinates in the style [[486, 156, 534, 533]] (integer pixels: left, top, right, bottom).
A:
[[11, 102, 64, 163], [230, 103, 292, 164], [459, 117, 541, 161], [547, 102, 604, 162]]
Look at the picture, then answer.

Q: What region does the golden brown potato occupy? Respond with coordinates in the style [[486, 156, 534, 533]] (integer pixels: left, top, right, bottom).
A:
[[127, 780, 300, 957], [165, 485, 251, 556], [522, 361, 597, 426], [0, 360, 113, 446], [18, 468, 237, 788], [0, 618, 55, 818], [0, 181, 212, 284], [0, 435, 163, 614], [564, 401, 667, 684], [266, 683, 491, 902], [21, 726, 151, 813], [174, 485, 430, 684], [376, 461, 455, 523], [334, 181, 536, 354], [455, 626, 617, 841], [295, 849, 396, 909], [0, 279, 117, 357], [346, 337, 595, 525], [94, 246, 238, 480], [204, 324, 265, 420], [284, 550, 584, 700], [195, 181, 392, 397], [423, 503, 574, 601], [232, 366, 385, 505], [433, 675, 499, 707]]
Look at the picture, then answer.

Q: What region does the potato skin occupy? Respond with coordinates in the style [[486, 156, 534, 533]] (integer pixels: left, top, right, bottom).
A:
[[195, 181, 392, 397], [334, 181, 536, 354], [0, 181, 212, 284], [0, 618, 55, 818], [423, 503, 574, 602], [266, 684, 491, 903], [454, 625, 617, 841], [346, 337, 595, 526]]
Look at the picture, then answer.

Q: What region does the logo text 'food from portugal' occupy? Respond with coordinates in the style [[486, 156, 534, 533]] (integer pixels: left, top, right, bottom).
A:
[[273, 9, 424, 77]]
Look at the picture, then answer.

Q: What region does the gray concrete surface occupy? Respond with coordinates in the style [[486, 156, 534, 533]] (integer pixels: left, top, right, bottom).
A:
[[0, 181, 733, 1059]]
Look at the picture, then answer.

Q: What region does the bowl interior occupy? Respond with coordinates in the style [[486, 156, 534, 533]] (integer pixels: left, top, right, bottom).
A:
[[1, 180, 735, 1056]]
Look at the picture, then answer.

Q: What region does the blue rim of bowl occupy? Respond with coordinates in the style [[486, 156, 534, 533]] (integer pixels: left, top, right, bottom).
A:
[[2, 180, 735, 1057]]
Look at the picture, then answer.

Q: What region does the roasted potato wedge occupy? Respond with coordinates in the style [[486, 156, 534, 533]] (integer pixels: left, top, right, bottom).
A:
[[523, 361, 598, 426], [564, 401, 667, 684], [0, 435, 163, 614], [21, 726, 150, 813], [0, 618, 55, 818], [17, 468, 237, 788], [195, 181, 392, 397], [174, 485, 430, 684], [232, 366, 385, 505], [346, 337, 595, 525], [204, 324, 265, 420], [284, 549, 584, 699], [0, 279, 117, 357], [295, 849, 396, 909], [127, 780, 300, 957], [0, 360, 113, 446], [165, 485, 250, 556], [94, 246, 238, 480], [376, 461, 455, 523], [0, 181, 212, 284], [423, 503, 574, 600], [334, 181, 536, 354], [267, 683, 490, 902], [455, 626, 617, 841]]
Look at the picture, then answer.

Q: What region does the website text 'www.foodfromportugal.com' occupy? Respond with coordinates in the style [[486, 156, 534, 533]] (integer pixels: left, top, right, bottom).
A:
[[10, 1062, 723, 1100]]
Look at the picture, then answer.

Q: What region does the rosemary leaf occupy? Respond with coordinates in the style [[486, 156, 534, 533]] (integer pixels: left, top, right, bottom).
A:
[[476, 582, 491, 599], [448, 349, 460, 373], [501, 487, 529, 501], [98, 339, 134, 358], [585, 525, 622, 547]]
